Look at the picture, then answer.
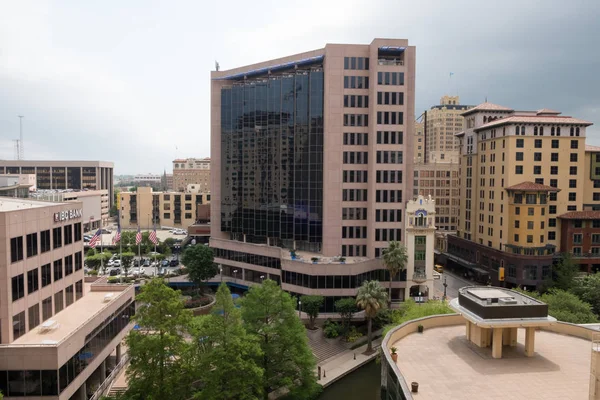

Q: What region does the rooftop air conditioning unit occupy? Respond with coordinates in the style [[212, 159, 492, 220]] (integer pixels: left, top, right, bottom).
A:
[[499, 298, 518, 305]]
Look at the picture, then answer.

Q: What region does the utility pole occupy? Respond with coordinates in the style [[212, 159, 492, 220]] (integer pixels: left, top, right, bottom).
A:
[[18, 115, 24, 160]]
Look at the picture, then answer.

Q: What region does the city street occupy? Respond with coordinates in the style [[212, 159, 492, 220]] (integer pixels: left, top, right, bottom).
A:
[[433, 270, 475, 300]]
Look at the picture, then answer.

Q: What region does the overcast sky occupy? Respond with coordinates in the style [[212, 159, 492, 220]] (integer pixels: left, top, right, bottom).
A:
[[1, 0, 599, 174]]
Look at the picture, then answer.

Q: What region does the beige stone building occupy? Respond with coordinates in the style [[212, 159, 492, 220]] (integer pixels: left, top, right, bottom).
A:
[[414, 121, 424, 162], [423, 95, 471, 163], [211, 39, 416, 308], [119, 187, 210, 229], [172, 158, 210, 192], [32, 190, 110, 232], [0, 198, 135, 399], [447, 103, 594, 289]]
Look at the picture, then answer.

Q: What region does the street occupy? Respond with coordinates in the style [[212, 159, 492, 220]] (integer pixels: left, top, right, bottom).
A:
[[433, 270, 475, 300]]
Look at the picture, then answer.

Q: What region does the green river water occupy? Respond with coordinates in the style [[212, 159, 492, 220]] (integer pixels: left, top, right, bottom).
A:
[[317, 360, 380, 400]]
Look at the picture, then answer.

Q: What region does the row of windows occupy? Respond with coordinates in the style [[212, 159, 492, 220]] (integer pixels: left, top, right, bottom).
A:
[[344, 57, 369, 70], [11, 252, 83, 302], [515, 152, 578, 162], [513, 125, 581, 137], [377, 91, 404, 105], [376, 170, 403, 183], [375, 229, 402, 242], [376, 111, 404, 125], [343, 170, 368, 183], [10, 224, 82, 263], [341, 245, 368, 257], [213, 248, 281, 269], [343, 151, 369, 164], [281, 269, 405, 291], [377, 72, 404, 86], [513, 234, 546, 244], [342, 226, 368, 239], [376, 131, 403, 144], [515, 138, 579, 149], [343, 189, 368, 202], [376, 190, 403, 203], [162, 212, 194, 220], [515, 165, 577, 176], [344, 95, 369, 108], [343, 114, 369, 127], [342, 208, 367, 220], [343, 75, 369, 89], [343, 132, 368, 146], [376, 151, 403, 164], [376, 209, 402, 222]]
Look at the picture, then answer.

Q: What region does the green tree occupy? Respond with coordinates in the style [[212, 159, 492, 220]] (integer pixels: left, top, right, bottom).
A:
[[545, 253, 578, 291], [86, 248, 96, 257], [241, 280, 318, 400], [384, 299, 453, 334], [571, 272, 600, 316], [192, 283, 263, 399], [181, 245, 218, 285], [518, 288, 598, 324], [382, 241, 408, 305], [356, 280, 387, 353], [125, 279, 195, 400], [335, 297, 358, 336], [121, 252, 135, 276], [300, 295, 323, 330]]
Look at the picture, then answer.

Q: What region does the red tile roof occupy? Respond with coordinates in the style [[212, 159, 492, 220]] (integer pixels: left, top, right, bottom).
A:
[[475, 115, 592, 131], [536, 108, 561, 115], [462, 102, 513, 116], [558, 211, 600, 220], [586, 145, 600, 152], [505, 182, 560, 192]]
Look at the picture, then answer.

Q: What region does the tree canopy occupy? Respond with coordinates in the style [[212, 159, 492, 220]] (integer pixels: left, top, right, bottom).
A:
[[572, 272, 600, 316], [519, 288, 598, 324], [300, 295, 324, 330], [241, 280, 318, 400], [356, 280, 387, 352], [181, 245, 218, 285], [382, 241, 408, 304], [335, 297, 358, 336]]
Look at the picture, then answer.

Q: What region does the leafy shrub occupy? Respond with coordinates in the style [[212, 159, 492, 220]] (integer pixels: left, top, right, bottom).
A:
[[345, 326, 363, 343], [373, 308, 393, 330], [323, 323, 340, 339], [184, 297, 212, 309], [383, 299, 454, 335], [88, 270, 99, 276]]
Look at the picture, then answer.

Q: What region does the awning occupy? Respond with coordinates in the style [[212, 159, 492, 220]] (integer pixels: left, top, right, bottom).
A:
[[470, 267, 490, 276], [444, 252, 476, 267]]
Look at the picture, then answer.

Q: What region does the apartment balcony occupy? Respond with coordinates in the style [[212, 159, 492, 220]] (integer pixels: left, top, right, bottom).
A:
[[378, 59, 404, 66], [412, 271, 427, 283]]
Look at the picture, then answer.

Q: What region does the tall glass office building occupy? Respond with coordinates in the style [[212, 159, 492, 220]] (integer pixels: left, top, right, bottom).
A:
[[211, 39, 416, 306]]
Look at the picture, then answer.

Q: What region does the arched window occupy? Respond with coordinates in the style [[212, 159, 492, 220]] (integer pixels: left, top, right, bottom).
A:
[[515, 126, 520, 135], [551, 126, 555, 136], [540, 126, 544, 136], [570, 127, 574, 136], [557, 127, 561, 136], [576, 127, 580, 136], [483, 116, 488, 123], [534, 126, 538, 135], [521, 126, 525, 135]]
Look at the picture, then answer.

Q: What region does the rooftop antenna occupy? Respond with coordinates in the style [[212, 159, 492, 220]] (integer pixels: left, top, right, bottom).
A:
[[485, 96, 488, 103], [18, 115, 24, 159], [14, 139, 20, 160], [215, 60, 220, 71]]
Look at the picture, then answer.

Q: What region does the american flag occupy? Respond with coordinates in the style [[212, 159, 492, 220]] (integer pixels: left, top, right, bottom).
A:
[[89, 229, 102, 248], [149, 225, 158, 245], [135, 226, 142, 245], [112, 225, 121, 245]]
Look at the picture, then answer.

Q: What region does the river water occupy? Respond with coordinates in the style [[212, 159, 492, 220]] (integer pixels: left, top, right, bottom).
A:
[[317, 360, 380, 400]]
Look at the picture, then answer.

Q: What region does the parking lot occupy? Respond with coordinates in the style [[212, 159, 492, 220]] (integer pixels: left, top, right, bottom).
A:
[[84, 224, 188, 246]]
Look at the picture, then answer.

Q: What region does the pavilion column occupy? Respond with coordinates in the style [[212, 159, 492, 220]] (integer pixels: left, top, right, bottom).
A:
[[492, 328, 503, 359], [525, 327, 536, 357], [502, 328, 510, 346], [465, 321, 471, 341]]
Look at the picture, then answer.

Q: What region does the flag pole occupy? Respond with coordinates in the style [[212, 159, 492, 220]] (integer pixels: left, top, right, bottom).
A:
[[98, 217, 104, 275], [119, 211, 122, 284]]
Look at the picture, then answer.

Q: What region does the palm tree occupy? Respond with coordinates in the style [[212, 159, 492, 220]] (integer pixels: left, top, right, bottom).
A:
[[382, 241, 408, 306], [356, 280, 388, 353]]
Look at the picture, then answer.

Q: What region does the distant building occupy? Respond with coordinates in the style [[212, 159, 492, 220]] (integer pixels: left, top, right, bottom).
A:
[[0, 160, 114, 207], [32, 190, 110, 232], [414, 121, 424, 162], [172, 158, 210, 192], [0, 197, 135, 399], [119, 187, 210, 229], [0, 174, 36, 198], [423, 96, 472, 163]]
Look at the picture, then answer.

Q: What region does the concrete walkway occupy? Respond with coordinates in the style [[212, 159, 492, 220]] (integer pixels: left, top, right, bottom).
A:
[[317, 337, 382, 388]]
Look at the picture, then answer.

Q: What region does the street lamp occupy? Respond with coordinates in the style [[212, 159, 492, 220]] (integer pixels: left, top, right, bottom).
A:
[[442, 277, 448, 301], [298, 299, 302, 318], [418, 291, 422, 306], [233, 269, 238, 281], [219, 264, 223, 283]]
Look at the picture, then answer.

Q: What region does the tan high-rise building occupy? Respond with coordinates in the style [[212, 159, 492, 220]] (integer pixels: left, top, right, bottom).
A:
[[172, 158, 210, 192], [414, 121, 424, 162], [119, 187, 210, 229], [0, 198, 135, 399], [211, 39, 419, 307], [423, 96, 472, 163], [447, 103, 594, 289]]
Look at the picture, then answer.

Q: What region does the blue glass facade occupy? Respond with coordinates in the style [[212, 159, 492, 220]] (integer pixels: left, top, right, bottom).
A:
[[220, 67, 324, 252]]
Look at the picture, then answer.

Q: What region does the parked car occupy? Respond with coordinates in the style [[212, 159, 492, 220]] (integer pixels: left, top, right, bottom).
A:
[[148, 251, 160, 256], [170, 259, 179, 267], [112, 260, 122, 267], [100, 229, 112, 234], [174, 229, 187, 235], [109, 268, 121, 276], [161, 260, 170, 268]]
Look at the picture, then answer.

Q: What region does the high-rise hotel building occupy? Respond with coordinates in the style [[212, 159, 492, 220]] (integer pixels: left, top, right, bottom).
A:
[[446, 103, 594, 289], [211, 39, 418, 308]]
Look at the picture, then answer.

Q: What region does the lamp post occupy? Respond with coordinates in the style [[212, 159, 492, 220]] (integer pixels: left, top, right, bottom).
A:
[[442, 277, 448, 301], [298, 299, 302, 318], [233, 269, 238, 281], [219, 264, 223, 283], [418, 291, 422, 306]]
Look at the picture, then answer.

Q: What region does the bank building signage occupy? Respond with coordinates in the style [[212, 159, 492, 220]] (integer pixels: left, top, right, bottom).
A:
[[54, 209, 83, 222]]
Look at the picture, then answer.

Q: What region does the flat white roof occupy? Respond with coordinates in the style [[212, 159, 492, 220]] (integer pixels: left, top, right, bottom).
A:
[[10, 283, 132, 346], [0, 197, 66, 212]]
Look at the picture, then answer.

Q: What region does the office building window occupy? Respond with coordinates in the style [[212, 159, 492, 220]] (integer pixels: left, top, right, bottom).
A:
[[515, 166, 523, 174], [41, 264, 52, 287], [65, 285, 74, 307], [27, 268, 39, 294], [516, 139, 524, 148], [13, 311, 26, 340], [516, 152, 523, 161], [26, 233, 38, 258], [75, 280, 84, 301], [534, 139, 542, 148], [65, 255, 73, 276], [571, 140, 579, 149], [551, 139, 559, 148], [344, 75, 369, 89], [533, 166, 541, 174], [569, 179, 577, 188], [52, 227, 62, 249], [11, 236, 24, 263], [29, 303, 40, 331], [64, 225, 73, 245], [75, 252, 83, 271], [53, 259, 63, 281], [42, 297, 53, 321], [569, 192, 577, 201], [377, 71, 404, 85], [54, 291, 64, 314], [514, 234, 519, 242], [550, 166, 558, 175], [570, 153, 578, 162], [74, 222, 82, 242], [12, 274, 25, 301], [40, 230, 51, 253], [344, 57, 369, 70], [548, 231, 556, 240]]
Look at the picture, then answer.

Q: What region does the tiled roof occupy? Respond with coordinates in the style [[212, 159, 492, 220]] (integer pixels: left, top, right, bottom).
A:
[[558, 211, 600, 220], [536, 108, 561, 115], [455, 130, 465, 137], [475, 115, 592, 131], [505, 181, 560, 192], [462, 102, 513, 116], [586, 144, 600, 152]]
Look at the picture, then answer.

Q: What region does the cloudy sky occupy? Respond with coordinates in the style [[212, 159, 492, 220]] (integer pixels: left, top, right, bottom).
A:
[[1, 0, 599, 174]]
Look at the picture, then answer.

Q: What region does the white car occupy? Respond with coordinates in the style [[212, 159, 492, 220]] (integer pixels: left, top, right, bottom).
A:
[[174, 229, 187, 235], [112, 260, 122, 267]]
